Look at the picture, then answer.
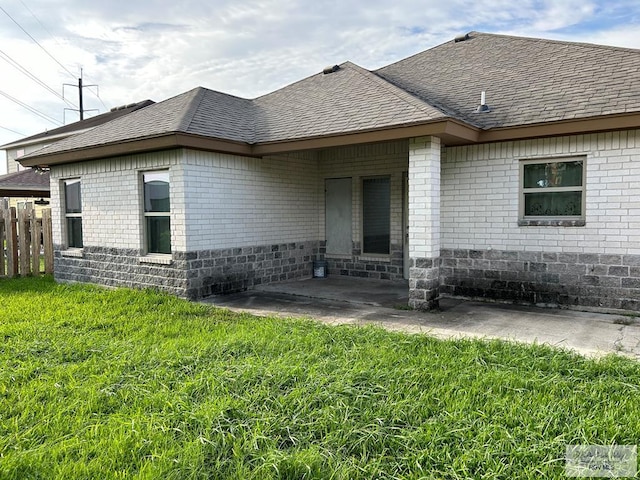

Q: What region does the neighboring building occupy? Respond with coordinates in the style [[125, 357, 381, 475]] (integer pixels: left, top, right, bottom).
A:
[[18, 32, 640, 313], [0, 100, 155, 209], [0, 168, 50, 200]]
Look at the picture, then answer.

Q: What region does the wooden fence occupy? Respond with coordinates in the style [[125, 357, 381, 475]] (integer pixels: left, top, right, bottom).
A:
[[1, 204, 53, 277]]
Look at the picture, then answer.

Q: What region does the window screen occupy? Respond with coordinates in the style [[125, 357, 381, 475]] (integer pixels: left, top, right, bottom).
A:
[[362, 177, 390, 254]]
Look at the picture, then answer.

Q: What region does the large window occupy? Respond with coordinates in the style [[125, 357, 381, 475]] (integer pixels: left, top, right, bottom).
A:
[[520, 158, 585, 222], [362, 177, 390, 255], [143, 171, 171, 254], [64, 179, 83, 248]]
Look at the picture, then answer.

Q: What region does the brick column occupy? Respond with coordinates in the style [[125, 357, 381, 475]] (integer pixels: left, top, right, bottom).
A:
[[408, 136, 441, 310]]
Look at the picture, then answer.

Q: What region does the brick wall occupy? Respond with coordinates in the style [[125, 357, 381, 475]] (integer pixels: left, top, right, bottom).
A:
[[440, 129, 640, 311], [49, 149, 320, 297], [54, 241, 318, 299], [49, 150, 183, 250], [182, 150, 320, 250], [440, 248, 640, 311], [442, 130, 640, 254]]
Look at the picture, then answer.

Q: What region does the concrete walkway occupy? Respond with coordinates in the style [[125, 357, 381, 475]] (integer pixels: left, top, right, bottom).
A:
[[202, 276, 640, 359]]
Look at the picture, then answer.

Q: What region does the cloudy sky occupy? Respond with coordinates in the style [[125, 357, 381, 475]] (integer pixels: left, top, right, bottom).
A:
[[1, 0, 640, 173]]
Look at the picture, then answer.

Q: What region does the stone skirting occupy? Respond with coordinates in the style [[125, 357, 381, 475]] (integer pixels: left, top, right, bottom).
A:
[[54, 241, 319, 299], [440, 249, 640, 312], [187, 241, 318, 299], [54, 246, 188, 297], [409, 257, 440, 311], [324, 242, 405, 281]]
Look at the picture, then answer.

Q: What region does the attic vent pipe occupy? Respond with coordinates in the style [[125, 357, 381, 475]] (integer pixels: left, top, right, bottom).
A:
[[475, 90, 491, 113], [454, 33, 470, 43], [323, 65, 340, 74]]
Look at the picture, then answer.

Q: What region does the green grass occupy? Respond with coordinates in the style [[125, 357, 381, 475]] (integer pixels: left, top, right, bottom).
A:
[[1, 276, 639, 479]]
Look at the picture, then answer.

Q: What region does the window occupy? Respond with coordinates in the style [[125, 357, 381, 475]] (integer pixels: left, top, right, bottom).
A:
[[520, 158, 585, 224], [143, 171, 171, 254], [64, 179, 83, 248], [362, 177, 390, 254]]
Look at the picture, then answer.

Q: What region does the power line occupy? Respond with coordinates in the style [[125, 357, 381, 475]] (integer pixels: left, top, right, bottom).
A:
[[18, 0, 63, 49], [0, 5, 76, 80], [0, 49, 78, 109], [0, 89, 61, 126], [0, 125, 26, 136], [3, 2, 106, 118], [12, 2, 107, 112]]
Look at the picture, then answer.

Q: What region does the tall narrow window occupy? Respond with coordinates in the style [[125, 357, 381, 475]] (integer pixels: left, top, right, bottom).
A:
[[64, 179, 83, 248], [362, 177, 390, 255], [143, 171, 171, 254]]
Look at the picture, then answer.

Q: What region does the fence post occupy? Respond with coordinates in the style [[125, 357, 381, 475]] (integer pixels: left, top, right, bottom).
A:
[[18, 207, 31, 276], [42, 208, 54, 274], [6, 207, 18, 277], [31, 209, 41, 275], [0, 210, 5, 277]]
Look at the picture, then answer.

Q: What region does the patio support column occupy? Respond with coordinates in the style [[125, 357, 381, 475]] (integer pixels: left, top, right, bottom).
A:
[[408, 136, 440, 310]]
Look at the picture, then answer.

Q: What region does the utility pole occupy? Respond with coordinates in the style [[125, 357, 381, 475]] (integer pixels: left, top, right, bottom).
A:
[[63, 69, 98, 123]]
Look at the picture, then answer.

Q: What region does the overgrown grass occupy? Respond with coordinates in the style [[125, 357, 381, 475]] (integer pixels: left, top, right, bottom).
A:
[[1, 276, 639, 479]]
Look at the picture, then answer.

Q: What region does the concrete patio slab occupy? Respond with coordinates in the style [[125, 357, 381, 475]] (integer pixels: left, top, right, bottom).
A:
[[202, 276, 640, 360]]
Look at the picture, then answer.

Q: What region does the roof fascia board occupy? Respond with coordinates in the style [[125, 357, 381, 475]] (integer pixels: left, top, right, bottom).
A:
[[251, 120, 480, 155], [478, 113, 640, 143], [0, 187, 50, 196], [19, 133, 255, 167]]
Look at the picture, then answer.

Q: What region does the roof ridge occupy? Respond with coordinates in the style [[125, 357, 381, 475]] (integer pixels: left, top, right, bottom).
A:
[[175, 88, 207, 132], [342, 61, 450, 119], [470, 31, 640, 54]]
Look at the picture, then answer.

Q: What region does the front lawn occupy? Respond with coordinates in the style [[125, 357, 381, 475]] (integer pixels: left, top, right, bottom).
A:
[[1, 276, 639, 479]]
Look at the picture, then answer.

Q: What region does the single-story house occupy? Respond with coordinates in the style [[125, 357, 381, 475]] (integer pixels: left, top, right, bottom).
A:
[[18, 32, 640, 312]]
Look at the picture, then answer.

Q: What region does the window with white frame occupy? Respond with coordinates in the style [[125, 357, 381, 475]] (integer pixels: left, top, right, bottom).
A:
[[520, 157, 586, 222], [63, 179, 83, 248], [143, 171, 171, 254]]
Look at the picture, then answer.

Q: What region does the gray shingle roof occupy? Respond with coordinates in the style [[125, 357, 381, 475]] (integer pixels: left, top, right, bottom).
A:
[[0, 100, 154, 149], [19, 32, 640, 161], [253, 62, 448, 142], [29, 89, 256, 157], [0, 169, 50, 197], [376, 32, 640, 129]]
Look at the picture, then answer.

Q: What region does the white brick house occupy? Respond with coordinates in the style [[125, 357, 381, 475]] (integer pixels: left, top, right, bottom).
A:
[[19, 32, 640, 312]]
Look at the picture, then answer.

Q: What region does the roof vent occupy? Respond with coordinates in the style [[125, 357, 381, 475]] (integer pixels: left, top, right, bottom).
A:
[[323, 65, 340, 74], [454, 33, 470, 43], [475, 91, 491, 113]]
